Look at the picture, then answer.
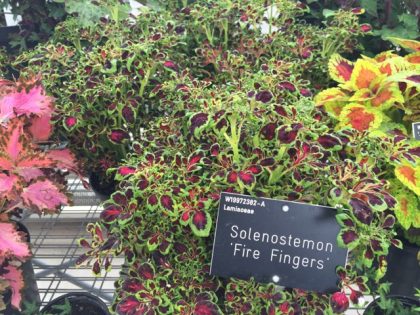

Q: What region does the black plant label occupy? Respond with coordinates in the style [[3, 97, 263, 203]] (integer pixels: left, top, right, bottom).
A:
[[210, 192, 348, 293]]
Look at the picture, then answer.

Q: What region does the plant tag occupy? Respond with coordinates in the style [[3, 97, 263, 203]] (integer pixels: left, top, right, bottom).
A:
[[210, 192, 347, 293], [413, 122, 420, 140]]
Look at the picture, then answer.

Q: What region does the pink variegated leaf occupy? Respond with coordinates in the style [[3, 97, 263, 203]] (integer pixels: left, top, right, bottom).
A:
[[21, 180, 68, 213], [0, 119, 24, 169], [0, 174, 17, 198], [17, 168, 44, 182], [0, 222, 30, 263], [45, 149, 79, 172], [0, 119, 56, 170], [28, 113, 53, 141], [2, 85, 52, 117], [0, 98, 15, 125], [3, 265, 25, 310]]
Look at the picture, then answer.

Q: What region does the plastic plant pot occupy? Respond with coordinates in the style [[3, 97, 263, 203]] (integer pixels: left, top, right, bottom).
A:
[[40, 292, 109, 315], [364, 295, 420, 315], [89, 171, 116, 202]]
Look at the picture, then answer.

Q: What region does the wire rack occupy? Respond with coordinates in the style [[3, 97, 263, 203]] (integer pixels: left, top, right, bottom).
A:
[[20, 177, 371, 314], [22, 177, 123, 307]]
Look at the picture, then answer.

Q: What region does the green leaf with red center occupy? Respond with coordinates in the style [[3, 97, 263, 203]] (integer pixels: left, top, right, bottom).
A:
[[392, 187, 419, 229], [190, 210, 212, 237], [338, 104, 383, 132], [350, 59, 381, 90], [328, 54, 354, 83], [395, 163, 420, 196], [386, 37, 420, 52]]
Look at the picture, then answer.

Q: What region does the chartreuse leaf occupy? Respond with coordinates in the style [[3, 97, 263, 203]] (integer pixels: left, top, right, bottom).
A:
[[367, 82, 404, 110], [386, 37, 420, 52], [405, 51, 420, 64], [328, 54, 354, 83], [349, 59, 382, 90], [337, 103, 383, 132], [395, 163, 420, 196], [386, 70, 420, 89], [314, 88, 349, 118], [393, 187, 420, 229]]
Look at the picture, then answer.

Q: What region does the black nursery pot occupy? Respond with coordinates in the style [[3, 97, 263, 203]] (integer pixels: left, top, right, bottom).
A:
[[89, 171, 116, 202], [383, 240, 420, 297], [40, 292, 109, 315], [3, 222, 41, 315], [364, 295, 420, 315], [0, 26, 19, 46]]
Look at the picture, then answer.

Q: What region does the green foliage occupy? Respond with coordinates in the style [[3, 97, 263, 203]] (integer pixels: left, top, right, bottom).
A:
[[54, 0, 130, 27], [365, 283, 420, 315]]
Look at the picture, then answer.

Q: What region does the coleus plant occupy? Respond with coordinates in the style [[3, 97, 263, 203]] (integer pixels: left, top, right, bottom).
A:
[[11, 0, 369, 182], [77, 45, 403, 313], [315, 39, 420, 233], [0, 76, 81, 311], [12, 7, 187, 179]]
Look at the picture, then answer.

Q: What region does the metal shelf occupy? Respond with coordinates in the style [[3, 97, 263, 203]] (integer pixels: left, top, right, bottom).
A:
[[22, 177, 122, 307]]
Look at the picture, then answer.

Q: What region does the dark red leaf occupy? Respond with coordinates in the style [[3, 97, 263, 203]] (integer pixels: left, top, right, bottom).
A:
[[117, 296, 141, 314], [188, 152, 204, 172], [122, 279, 144, 293], [278, 81, 296, 92], [317, 135, 341, 149], [247, 165, 262, 175], [261, 123, 277, 140], [227, 171, 238, 183], [255, 90, 273, 103], [138, 263, 154, 280], [122, 105, 135, 124], [148, 195, 158, 206], [160, 195, 174, 211], [118, 166, 136, 176], [350, 198, 373, 224], [109, 129, 129, 143], [190, 113, 208, 134], [192, 211, 208, 231], [239, 171, 254, 185], [330, 292, 349, 313], [260, 158, 275, 166], [210, 143, 220, 156], [342, 230, 358, 245], [100, 205, 122, 223], [194, 301, 219, 315]]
